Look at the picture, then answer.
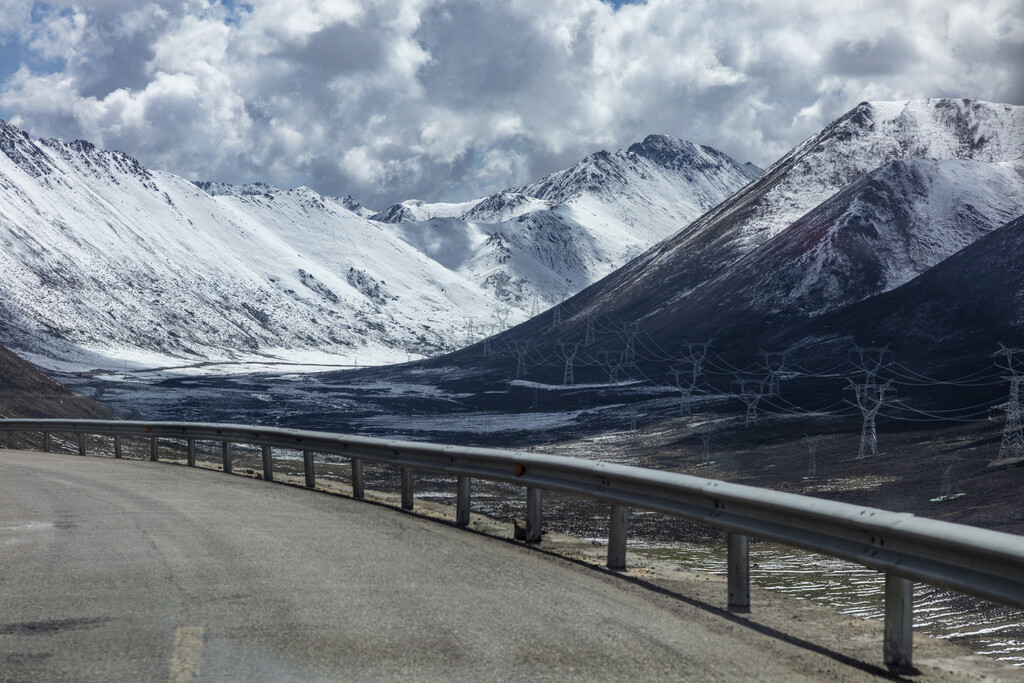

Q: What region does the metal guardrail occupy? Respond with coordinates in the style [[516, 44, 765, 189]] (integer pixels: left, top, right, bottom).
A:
[[3, 418, 1024, 672]]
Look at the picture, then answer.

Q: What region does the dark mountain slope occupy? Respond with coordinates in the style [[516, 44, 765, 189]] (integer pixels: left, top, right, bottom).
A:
[[0, 344, 114, 418], [775, 213, 1024, 365]]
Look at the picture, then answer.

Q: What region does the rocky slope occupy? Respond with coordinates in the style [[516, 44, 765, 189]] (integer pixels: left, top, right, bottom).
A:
[[0, 342, 113, 418]]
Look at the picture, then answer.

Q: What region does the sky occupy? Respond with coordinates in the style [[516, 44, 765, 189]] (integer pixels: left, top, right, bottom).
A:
[[0, 0, 1021, 209]]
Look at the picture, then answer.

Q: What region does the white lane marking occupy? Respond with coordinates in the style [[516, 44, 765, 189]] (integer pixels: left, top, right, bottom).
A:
[[169, 626, 205, 682]]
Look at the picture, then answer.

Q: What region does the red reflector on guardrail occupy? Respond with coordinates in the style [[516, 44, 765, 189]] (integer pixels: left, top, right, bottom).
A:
[[514, 464, 525, 476]]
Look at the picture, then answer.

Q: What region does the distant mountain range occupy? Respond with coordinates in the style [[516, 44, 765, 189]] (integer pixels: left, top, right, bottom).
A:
[[411, 98, 1024, 382], [371, 135, 759, 309], [0, 121, 753, 370], [3, 98, 1020, 379]]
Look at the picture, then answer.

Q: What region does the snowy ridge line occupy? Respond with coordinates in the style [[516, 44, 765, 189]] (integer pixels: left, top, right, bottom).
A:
[[0, 119, 757, 368], [3, 417, 1024, 672]]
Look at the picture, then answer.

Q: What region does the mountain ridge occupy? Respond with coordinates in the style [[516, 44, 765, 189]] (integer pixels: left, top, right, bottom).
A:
[[374, 133, 761, 308], [0, 119, 758, 371]]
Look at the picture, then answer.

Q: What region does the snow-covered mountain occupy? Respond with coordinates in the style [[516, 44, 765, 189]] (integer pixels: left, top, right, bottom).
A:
[[334, 194, 376, 218], [566, 99, 1024, 326], [736, 157, 1024, 314], [373, 135, 761, 307], [0, 121, 759, 371], [0, 120, 518, 370], [370, 197, 483, 223], [418, 99, 1024, 381], [663, 156, 1024, 342]]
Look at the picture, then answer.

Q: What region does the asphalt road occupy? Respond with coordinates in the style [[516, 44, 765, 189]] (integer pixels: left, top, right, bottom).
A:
[[0, 450, 945, 681]]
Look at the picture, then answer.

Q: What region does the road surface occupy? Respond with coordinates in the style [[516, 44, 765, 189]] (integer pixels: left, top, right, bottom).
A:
[[0, 450, 1007, 681]]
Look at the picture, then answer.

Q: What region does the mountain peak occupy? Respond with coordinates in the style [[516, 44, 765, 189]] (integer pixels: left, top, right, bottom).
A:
[[0, 118, 55, 178], [628, 133, 762, 180], [627, 133, 695, 159], [193, 180, 279, 197]]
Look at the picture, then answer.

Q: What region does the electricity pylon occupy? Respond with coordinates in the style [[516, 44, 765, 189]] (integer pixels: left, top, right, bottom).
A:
[[584, 316, 596, 346], [733, 377, 765, 427], [803, 434, 820, 479], [598, 349, 622, 384], [556, 341, 579, 386], [849, 345, 892, 383], [669, 368, 696, 415], [698, 431, 713, 466], [483, 325, 493, 356], [846, 379, 894, 457], [509, 339, 530, 379], [761, 349, 788, 396], [618, 322, 639, 368], [682, 340, 712, 386], [994, 345, 1024, 461], [494, 307, 510, 332], [931, 452, 963, 502]]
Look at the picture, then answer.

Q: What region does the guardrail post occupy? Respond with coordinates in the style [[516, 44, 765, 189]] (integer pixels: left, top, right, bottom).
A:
[[401, 468, 414, 510], [78, 433, 86, 456], [43, 432, 51, 453], [150, 436, 158, 461], [114, 435, 122, 459], [607, 504, 629, 570], [456, 476, 471, 526], [262, 445, 274, 481], [351, 458, 364, 499], [4, 430, 10, 448], [884, 574, 914, 672], [525, 487, 542, 543], [303, 450, 315, 488], [187, 438, 196, 467], [222, 441, 232, 474], [727, 533, 750, 612]]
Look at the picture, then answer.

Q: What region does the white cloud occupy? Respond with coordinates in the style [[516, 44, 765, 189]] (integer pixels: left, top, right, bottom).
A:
[[1, 0, 1021, 208]]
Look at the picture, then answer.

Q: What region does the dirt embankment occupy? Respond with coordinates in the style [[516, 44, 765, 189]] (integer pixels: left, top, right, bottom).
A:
[[0, 344, 114, 419]]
